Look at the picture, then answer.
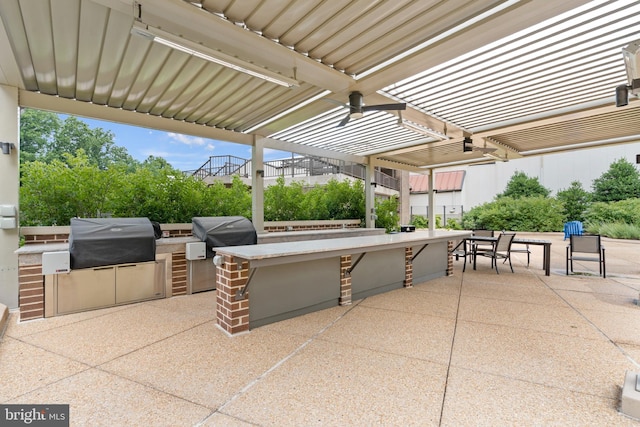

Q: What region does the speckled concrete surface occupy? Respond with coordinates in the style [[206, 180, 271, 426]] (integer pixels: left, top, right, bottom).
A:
[[1, 232, 639, 426]]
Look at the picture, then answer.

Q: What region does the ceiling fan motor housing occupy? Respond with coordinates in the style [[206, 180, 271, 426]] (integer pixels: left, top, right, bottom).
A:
[[349, 91, 364, 118]]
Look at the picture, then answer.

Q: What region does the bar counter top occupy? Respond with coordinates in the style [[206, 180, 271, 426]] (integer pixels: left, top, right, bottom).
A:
[[215, 229, 470, 267]]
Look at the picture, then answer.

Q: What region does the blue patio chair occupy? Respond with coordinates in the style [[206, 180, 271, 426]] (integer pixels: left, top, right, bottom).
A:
[[563, 221, 583, 240]]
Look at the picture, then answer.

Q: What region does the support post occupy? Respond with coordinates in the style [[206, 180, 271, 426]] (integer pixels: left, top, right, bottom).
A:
[[365, 158, 376, 228], [0, 84, 20, 309], [252, 136, 265, 233], [400, 170, 411, 225], [428, 169, 436, 231]]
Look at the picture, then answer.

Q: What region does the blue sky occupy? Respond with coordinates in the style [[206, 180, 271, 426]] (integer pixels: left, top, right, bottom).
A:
[[75, 116, 291, 171]]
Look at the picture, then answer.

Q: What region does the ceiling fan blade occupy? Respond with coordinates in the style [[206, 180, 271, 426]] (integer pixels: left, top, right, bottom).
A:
[[323, 98, 349, 108], [362, 103, 407, 111], [337, 114, 351, 127]]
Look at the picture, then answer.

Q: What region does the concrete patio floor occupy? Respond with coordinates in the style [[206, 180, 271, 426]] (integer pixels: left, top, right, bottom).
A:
[[1, 232, 640, 426]]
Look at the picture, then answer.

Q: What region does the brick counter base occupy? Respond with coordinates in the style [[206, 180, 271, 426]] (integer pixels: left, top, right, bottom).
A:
[[216, 255, 250, 335], [19, 265, 44, 321], [217, 246, 419, 335]]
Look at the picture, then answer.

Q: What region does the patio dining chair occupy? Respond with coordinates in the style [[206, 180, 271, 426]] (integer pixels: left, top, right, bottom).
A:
[[509, 242, 531, 267], [470, 229, 494, 262], [450, 239, 473, 272], [566, 234, 606, 277], [473, 232, 516, 274]]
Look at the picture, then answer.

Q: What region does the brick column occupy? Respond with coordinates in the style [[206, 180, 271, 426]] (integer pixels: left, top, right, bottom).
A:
[[216, 255, 250, 335], [404, 247, 413, 288], [447, 241, 454, 276], [340, 255, 352, 305], [19, 265, 44, 321]]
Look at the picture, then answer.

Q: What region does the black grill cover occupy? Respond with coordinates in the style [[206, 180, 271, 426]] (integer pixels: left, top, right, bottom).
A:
[[192, 216, 257, 258], [69, 217, 156, 269]]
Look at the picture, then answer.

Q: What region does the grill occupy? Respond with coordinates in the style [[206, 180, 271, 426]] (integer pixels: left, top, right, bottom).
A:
[[192, 216, 257, 258], [189, 217, 257, 293], [69, 217, 156, 269]]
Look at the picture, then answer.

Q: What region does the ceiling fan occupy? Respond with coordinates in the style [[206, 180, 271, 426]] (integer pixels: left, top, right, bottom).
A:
[[333, 91, 406, 127]]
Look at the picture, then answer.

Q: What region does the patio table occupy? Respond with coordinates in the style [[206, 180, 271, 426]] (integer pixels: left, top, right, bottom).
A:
[[465, 236, 551, 276]]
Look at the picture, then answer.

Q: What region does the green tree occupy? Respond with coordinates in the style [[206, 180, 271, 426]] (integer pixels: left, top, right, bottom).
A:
[[51, 116, 135, 169], [19, 108, 138, 170], [498, 171, 550, 199], [19, 109, 61, 164], [141, 155, 174, 172], [556, 181, 591, 222], [20, 150, 121, 225], [591, 158, 640, 202]]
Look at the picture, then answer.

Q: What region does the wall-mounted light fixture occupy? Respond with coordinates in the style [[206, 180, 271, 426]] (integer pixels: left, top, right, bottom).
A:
[[482, 152, 508, 162], [130, 22, 299, 88], [616, 84, 630, 107], [256, 169, 264, 177], [396, 112, 448, 140], [1, 142, 15, 155]]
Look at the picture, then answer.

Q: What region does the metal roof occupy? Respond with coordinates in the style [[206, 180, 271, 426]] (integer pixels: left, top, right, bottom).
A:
[[1, 0, 638, 170], [410, 171, 466, 193]]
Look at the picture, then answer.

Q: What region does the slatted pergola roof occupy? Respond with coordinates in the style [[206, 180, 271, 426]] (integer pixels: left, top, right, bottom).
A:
[[1, 0, 639, 170]]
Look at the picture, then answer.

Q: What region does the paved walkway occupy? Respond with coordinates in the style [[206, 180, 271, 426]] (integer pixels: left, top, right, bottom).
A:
[[1, 232, 640, 426]]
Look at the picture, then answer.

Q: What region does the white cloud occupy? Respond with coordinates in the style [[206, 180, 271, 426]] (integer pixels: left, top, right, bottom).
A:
[[167, 132, 207, 146]]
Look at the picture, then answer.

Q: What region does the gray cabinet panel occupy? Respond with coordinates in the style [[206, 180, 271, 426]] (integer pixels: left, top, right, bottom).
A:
[[411, 242, 447, 283], [51, 260, 165, 316], [56, 266, 115, 314], [188, 258, 216, 293], [249, 257, 340, 328], [115, 262, 162, 304], [350, 248, 405, 300]]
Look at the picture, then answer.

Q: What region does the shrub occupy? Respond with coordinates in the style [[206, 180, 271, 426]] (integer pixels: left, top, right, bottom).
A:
[[263, 177, 306, 221], [461, 196, 564, 232], [586, 222, 640, 240], [584, 199, 640, 226], [409, 215, 451, 229], [446, 218, 462, 230], [410, 215, 428, 228], [375, 196, 399, 232]]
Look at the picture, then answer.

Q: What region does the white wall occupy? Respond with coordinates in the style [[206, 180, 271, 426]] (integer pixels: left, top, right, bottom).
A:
[[451, 140, 640, 210]]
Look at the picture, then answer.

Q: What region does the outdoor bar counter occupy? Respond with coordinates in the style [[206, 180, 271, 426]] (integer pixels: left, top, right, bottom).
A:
[[213, 229, 471, 335]]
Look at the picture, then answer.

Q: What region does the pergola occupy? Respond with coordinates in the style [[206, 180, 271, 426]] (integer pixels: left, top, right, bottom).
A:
[[1, 0, 639, 307]]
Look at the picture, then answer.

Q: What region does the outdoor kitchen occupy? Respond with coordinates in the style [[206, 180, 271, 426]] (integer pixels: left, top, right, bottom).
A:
[[16, 217, 384, 321]]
